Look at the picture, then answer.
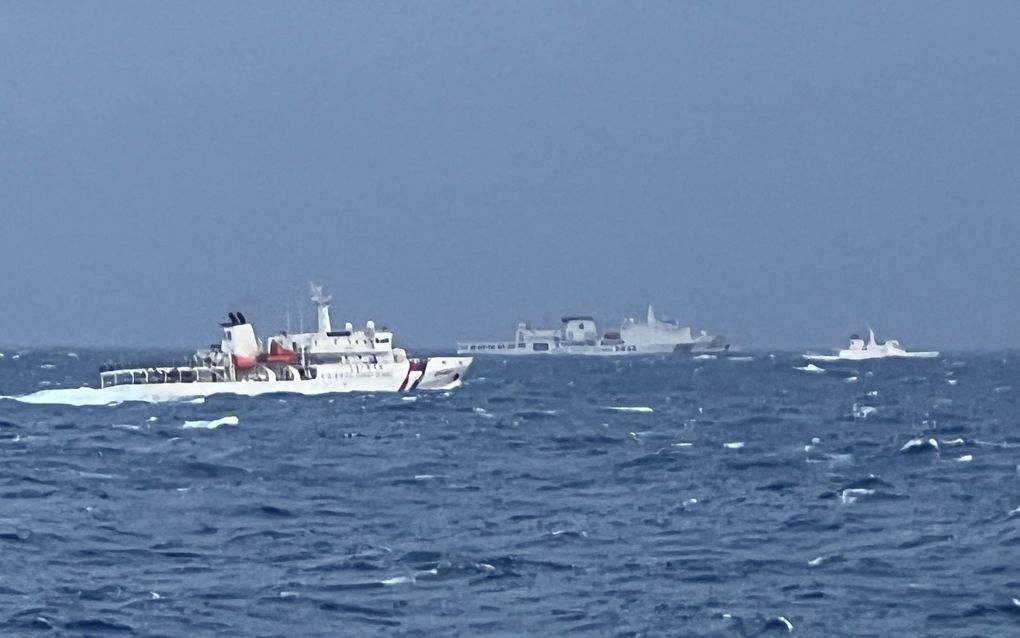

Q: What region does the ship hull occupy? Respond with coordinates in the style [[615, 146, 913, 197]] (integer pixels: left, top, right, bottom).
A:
[[12, 357, 472, 406], [803, 351, 939, 362]]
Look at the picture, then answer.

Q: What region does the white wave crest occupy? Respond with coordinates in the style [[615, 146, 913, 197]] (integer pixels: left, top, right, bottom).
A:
[[7, 387, 126, 406], [974, 440, 1020, 449], [182, 416, 239, 429], [381, 566, 439, 586], [605, 406, 654, 413], [853, 404, 877, 419], [900, 437, 939, 452], [840, 488, 874, 504], [795, 364, 825, 373]]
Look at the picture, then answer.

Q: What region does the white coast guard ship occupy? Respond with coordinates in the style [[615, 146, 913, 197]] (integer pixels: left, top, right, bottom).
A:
[[17, 285, 472, 405], [457, 306, 728, 356], [803, 328, 939, 362]]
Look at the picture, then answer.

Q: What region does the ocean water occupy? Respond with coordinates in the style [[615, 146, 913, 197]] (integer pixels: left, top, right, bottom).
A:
[[1, 349, 1018, 637]]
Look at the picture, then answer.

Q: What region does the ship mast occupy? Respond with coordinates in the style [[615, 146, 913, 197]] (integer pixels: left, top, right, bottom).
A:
[[310, 282, 332, 334]]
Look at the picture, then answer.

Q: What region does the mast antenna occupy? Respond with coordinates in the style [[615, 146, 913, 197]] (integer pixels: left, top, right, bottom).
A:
[[310, 282, 332, 306], [309, 282, 333, 333]]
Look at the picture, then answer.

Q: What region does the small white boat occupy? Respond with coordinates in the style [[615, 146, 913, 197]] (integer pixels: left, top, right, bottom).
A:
[[804, 329, 939, 362]]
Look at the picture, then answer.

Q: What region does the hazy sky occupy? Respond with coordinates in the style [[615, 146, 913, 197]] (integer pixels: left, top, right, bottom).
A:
[[2, 2, 1018, 350]]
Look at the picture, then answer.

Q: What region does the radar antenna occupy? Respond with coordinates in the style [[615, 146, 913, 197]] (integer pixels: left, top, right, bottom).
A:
[[310, 282, 332, 306]]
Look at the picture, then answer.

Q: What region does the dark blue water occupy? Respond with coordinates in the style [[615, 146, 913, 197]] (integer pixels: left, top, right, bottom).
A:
[[1, 349, 1018, 636]]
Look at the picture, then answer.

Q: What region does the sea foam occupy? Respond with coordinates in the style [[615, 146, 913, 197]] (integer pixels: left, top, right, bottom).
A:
[[182, 416, 239, 429]]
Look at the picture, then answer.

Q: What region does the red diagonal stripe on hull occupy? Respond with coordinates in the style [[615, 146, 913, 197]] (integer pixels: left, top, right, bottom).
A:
[[398, 366, 412, 392]]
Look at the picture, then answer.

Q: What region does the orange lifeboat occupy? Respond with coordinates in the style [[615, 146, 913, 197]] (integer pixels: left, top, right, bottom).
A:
[[232, 354, 258, 371], [260, 341, 299, 365]]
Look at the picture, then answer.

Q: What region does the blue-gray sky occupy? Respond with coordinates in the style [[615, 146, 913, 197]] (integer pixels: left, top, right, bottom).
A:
[[2, 2, 1018, 350]]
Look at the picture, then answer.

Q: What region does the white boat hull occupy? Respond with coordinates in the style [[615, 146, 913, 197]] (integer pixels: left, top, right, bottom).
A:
[[803, 350, 939, 362], [12, 357, 472, 406]]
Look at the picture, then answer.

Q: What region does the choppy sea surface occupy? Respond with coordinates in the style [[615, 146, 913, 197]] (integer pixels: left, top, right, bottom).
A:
[[1, 348, 1018, 637]]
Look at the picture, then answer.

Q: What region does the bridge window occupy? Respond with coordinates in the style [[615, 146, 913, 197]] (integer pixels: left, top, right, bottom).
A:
[[533, 342, 550, 352]]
